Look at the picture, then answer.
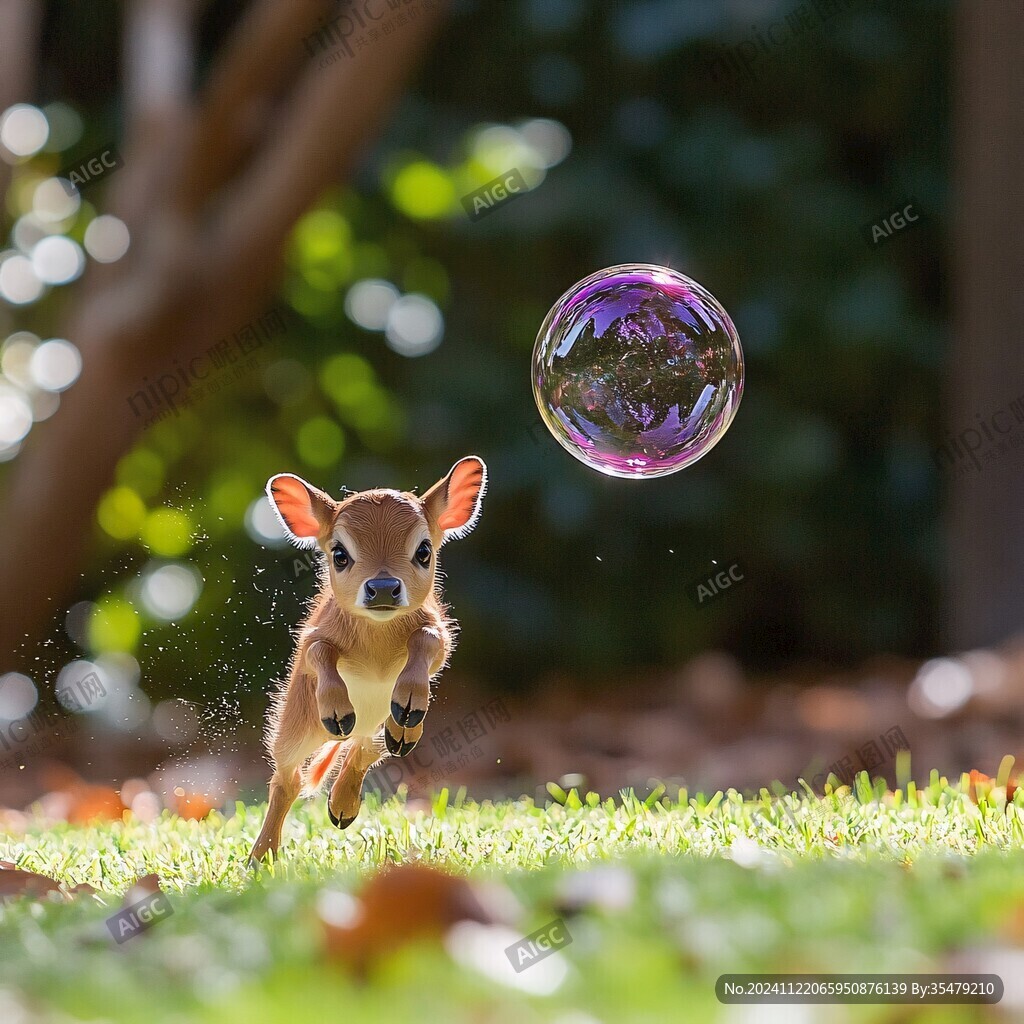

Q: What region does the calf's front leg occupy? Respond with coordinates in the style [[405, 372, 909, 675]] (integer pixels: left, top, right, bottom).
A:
[[385, 626, 444, 756], [309, 639, 356, 738]]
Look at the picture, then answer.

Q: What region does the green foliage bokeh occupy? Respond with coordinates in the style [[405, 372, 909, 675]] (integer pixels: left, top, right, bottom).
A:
[[28, 0, 949, 707]]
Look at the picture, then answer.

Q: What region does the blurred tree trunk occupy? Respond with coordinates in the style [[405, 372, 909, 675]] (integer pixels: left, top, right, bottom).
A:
[[0, 0, 43, 213], [947, 0, 1024, 648], [0, 0, 447, 669]]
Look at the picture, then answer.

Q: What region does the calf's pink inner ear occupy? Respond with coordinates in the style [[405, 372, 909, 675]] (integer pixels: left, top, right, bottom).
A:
[[438, 458, 485, 531], [268, 475, 320, 538]]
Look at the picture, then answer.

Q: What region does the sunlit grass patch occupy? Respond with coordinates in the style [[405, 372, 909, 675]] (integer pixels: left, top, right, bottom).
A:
[[1, 775, 1023, 1023]]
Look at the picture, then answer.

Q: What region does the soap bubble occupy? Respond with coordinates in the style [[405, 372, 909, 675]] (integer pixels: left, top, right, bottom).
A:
[[532, 264, 744, 478]]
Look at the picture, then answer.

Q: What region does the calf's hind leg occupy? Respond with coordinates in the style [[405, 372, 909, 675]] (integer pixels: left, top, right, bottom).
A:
[[250, 669, 321, 861], [327, 737, 382, 829]]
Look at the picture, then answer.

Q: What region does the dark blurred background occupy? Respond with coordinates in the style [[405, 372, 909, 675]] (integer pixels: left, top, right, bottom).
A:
[[1, 0, 1022, 809]]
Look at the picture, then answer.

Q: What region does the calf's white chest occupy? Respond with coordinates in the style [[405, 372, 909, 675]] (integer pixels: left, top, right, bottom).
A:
[[338, 660, 401, 737]]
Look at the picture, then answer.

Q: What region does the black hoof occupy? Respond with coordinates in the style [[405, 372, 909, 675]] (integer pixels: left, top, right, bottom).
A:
[[384, 725, 417, 757], [391, 699, 425, 729], [327, 806, 356, 829], [322, 713, 356, 737]]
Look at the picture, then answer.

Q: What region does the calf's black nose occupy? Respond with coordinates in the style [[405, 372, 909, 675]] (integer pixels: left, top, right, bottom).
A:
[[364, 576, 402, 608]]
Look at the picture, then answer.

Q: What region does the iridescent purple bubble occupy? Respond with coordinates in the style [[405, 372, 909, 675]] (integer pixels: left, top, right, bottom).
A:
[[531, 264, 744, 479]]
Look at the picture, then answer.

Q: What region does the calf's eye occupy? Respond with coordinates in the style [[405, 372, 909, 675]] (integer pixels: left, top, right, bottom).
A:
[[333, 545, 350, 570], [415, 540, 432, 566]]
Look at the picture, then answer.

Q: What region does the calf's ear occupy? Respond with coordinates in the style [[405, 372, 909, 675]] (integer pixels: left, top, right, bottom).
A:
[[266, 474, 339, 548], [421, 457, 487, 544]]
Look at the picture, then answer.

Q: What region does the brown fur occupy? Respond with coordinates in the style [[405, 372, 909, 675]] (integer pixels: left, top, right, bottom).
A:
[[250, 457, 486, 861]]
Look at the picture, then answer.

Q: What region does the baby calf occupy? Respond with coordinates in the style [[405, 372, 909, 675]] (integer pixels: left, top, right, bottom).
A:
[[250, 456, 486, 861]]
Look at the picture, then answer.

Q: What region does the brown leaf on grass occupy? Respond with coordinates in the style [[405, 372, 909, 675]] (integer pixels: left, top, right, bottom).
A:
[[0, 865, 64, 901], [65, 882, 98, 897], [0, 862, 97, 902], [320, 863, 493, 973], [122, 874, 164, 908]]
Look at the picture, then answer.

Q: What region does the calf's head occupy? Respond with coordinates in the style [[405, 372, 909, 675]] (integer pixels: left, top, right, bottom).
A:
[[267, 456, 486, 622]]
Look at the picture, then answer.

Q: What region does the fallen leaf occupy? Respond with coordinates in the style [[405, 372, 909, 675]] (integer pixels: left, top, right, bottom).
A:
[[122, 874, 164, 907], [320, 863, 493, 972], [0, 862, 97, 902], [0, 865, 64, 901]]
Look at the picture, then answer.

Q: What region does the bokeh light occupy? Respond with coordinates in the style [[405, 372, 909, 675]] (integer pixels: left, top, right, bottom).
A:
[[345, 278, 399, 331], [517, 117, 573, 168], [0, 381, 33, 448], [0, 672, 38, 721], [391, 160, 455, 219], [0, 252, 44, 304], [291, 209, 352, 292], [908, 657, 974, 719], [29, 339, 82, 391], [0, 104, 49, 158], [1, 332, 38, 386], [470, 124, 546, 187], [245, 495, 288, 547], [141, 508, 193, 556], [12, 215, 49, 254], [86, 597, 141, 654], [65, 601, 96, 648], [532, 264, 744, 478], [83, 215, 130, 263], [97, 485, 147, 540], [385, 293, 444, 357], [32, 178, 80, 223], [40, 102, 83, 152], [138, 563, 203, 622], [115, 448, 164, 499], [297, 416, 345, 467], [31, 236, 85, 284], [92, 654, 149, 729], [152, 699, 200, 744]]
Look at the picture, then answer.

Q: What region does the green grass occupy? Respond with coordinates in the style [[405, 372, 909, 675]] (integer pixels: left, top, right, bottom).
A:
[[2, 777, 1023, 1023]]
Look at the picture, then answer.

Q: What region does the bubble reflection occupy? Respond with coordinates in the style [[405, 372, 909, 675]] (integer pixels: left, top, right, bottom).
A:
[[532, 264, 744, 478]]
